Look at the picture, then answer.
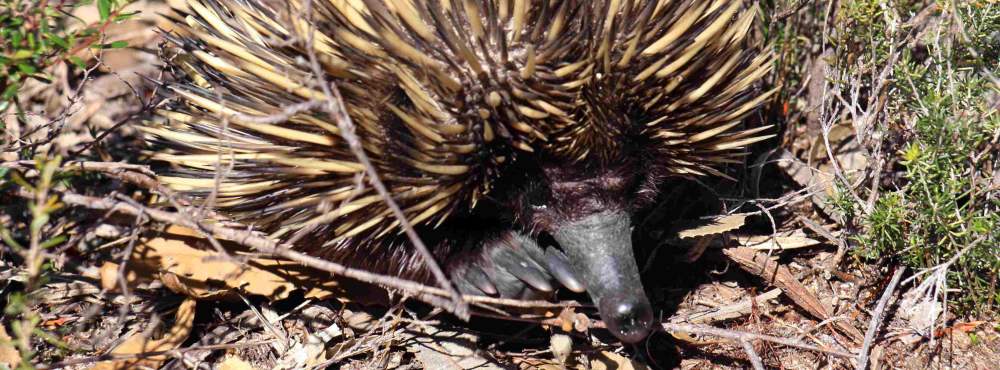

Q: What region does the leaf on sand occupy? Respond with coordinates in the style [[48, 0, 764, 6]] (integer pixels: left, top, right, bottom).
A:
[[99, 261, 151, 292], [91, 298, 197, 370], [677, 214, 748, 239], [0, 326, 21, 369]]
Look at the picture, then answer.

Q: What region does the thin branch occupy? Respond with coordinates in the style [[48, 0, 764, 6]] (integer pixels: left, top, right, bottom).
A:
[[740, 339, 766, 370], [661, 323, 855, 359], [857, 267, 904, 370]]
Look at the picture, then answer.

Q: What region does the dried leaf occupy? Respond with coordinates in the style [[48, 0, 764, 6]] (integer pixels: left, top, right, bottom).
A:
[[734, 234, 822, 250], [677, 214, 748, 239], [952, 321, 985, 333], [685, 288, 783, 324], [0, 326, 21, 369], [127, 226, 366, 302], [590, 351, 649, 370], [557, 307, 576, 332], [514, 358, 564, 370], [99, 262, 148, 292], [573, 313, 591, 333], [219, 355, 260, 370], [91, 298, 197, 370], [274, 322, 342, 369]]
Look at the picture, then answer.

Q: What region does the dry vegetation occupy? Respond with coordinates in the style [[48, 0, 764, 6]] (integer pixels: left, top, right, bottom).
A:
[[1, 0, 998, 369]]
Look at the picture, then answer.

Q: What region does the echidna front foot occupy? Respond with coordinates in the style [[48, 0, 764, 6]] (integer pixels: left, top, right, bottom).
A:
[[450, 231, 585, 300]]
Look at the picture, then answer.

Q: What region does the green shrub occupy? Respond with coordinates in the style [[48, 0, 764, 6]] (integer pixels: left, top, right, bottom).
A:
[[839, 1, 999, 315]]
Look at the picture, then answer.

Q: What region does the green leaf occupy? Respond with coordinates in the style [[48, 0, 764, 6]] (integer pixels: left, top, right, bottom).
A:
[[16, 63, 36, 74], [1, 83, 19, 100], [39, 234, 67, 249], [94, 40, 128, 49], [44, 32, 69, 49], [68, 56, 87, 69], [98, 0, 112, 21], [30, 213, 50, 233], [114, 10, 140, 21], [11, 50, 33, 60]]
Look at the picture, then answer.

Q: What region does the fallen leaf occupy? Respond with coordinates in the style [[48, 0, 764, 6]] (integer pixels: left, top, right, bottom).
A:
[[685, 288, 783, 324], [91, 297, 197, 370], [123, 226, 382, 304], [0, 326, 21, 369], [590, 351, 648, 370], [514, 357, 565, 370], [219, 355, 260, 370], [677, 214, 748, 239], [42, 317, 72, 328], [274, 322, 342, 369], [734, 234, 822, 250], [933, 321, 986, 338], [99, 262, 149, 292], [953, 321, 985, 333], [573, 313, 591, 333]]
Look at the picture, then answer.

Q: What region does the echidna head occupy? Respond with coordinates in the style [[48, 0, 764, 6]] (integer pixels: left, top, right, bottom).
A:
[[518, 161, 654, 342]]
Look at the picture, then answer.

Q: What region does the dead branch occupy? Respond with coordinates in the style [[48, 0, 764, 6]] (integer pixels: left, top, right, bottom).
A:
[[662, 323, 855, 359], [857, 267, 904, 370]]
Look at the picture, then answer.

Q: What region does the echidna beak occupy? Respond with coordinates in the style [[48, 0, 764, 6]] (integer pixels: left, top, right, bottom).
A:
[[550, 210, 654, 343]]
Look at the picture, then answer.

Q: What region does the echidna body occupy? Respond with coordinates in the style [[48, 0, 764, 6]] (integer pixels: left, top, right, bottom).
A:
[[147, 0, 774, 342]]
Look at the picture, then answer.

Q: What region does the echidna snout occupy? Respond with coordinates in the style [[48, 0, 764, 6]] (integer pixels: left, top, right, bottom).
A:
[[551, 210, 653, 343]]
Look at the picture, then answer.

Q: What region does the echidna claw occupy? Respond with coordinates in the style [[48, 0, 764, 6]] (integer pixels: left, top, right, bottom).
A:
[[495, 247, 554, 292], [452, 231, 594, 299], [463, 265, 498, 296], [544, 248, 586, 293]]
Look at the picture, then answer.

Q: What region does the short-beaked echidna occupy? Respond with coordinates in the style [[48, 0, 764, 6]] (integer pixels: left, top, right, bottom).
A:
[[145, 0, 775, 342]]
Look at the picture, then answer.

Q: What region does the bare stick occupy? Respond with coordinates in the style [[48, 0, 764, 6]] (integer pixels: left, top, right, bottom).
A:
[[857, 267, 904, 370], [740, 340, 766, 370], [661, 323, 855, 358]]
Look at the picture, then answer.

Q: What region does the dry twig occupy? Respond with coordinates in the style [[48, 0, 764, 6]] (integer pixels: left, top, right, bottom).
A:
[[857, 267, 905, 370]]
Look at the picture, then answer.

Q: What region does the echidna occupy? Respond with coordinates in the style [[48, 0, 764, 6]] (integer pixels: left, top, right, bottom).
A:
[[145, 0, 775, 343]]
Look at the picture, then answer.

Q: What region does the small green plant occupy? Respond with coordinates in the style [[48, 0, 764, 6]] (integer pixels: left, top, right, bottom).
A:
[[839, 1, 1000, 315], [0, 0, 135, 117], [1, 0, 134, 366], [1, 155, 70, 368]]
